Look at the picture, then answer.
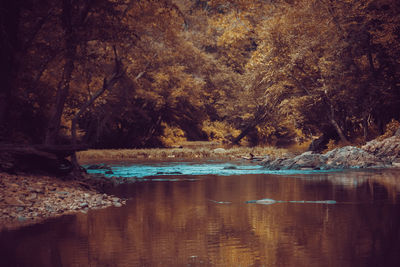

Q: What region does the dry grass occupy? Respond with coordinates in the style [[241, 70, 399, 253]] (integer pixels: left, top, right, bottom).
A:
[[77, 145, 289, 162]]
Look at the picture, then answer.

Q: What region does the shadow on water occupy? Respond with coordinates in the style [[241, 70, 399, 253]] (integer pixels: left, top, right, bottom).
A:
[[1, 167, 400, 266]]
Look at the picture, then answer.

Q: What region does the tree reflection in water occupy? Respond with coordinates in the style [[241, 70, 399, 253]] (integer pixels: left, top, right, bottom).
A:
[[1, 169, 400, 267]]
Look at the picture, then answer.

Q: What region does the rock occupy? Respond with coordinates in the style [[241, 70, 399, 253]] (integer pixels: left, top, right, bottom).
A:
[[395, 127, 400, 137], [80, 202, 89, 208], [262, 146, 385, 170], [16, 207, 25, 212], [87, 164, 111, 170], [25, 193, 37, 201], [156, 171, 182, 175], [324, 146, 385, 169], [114, 202, 122, 208], [223, 166, 237, 170], [56, 191, 70, 196], [17, 216, 28, 222], [362, 136, 400, 159], [261, 155, 273, 164], [392, 162, 400, 167], [5, 196, 25, 206], [45, 205, 54, 212], [213, 148, 226, 153], [290, 152, 326, 169], [29, 186, 44, 193]]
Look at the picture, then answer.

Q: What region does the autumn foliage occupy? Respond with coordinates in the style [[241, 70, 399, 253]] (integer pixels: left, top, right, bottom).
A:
[[1, 0, 399, 149]]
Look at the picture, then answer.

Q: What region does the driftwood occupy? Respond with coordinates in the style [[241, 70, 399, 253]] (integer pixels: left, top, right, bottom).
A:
[[0, 144, 87, 175]]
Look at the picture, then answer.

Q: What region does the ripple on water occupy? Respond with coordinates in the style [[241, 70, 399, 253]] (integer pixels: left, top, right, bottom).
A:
[[85, 161, 342, 179]]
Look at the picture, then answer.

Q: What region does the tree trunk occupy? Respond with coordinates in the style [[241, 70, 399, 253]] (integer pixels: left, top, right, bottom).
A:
[[362, 114, 369, 141], [44, 0, 77, 145], [44, 0, 92, 146], [328, 104, 348, 143], [0, 2, 20, 134], [232, 106, 269, 144], [232, 124, 256, 144], [70, 46, 123, 172]]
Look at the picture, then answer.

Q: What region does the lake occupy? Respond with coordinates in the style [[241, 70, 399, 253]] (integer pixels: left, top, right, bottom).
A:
[[1, 162, 400, 266]]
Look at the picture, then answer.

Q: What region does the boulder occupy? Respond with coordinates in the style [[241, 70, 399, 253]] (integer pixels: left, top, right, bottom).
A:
[[323, 146, 385, 169], [362, 136, 400, 161], [262, 146, 386, 170], [395, 127, 400, 137], [289, 152, 326, 169], [213, 148, 226, 153]]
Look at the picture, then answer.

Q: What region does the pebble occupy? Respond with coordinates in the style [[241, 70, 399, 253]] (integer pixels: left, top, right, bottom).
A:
[[17, 216, 27, 222], [0, 173, 126, 230], [26, 193, 37, 201]]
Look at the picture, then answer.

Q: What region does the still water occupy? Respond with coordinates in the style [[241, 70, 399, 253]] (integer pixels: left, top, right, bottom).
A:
[[1, 164, 400, 266]]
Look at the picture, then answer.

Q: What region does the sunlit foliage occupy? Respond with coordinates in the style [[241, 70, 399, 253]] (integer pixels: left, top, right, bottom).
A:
[[0, 0, 399, 148]]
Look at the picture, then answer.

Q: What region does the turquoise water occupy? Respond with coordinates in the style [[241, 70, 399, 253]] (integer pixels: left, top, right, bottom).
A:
[[85, 161, 340, 178]]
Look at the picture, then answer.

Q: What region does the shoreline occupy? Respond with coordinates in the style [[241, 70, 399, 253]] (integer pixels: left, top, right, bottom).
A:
[[0, 172, 125, 231], [2, 135, 399, 231]]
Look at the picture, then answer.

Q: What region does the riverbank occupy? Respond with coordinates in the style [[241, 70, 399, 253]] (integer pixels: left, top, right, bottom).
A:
[[77, 145, 289, 163], [2, 135, 399, 231], [0, 172, 125, 231], [262, 135, 400, 170]]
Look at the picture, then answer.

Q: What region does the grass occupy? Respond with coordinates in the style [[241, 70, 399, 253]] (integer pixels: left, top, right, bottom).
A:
[[76, 144, 290, 162]]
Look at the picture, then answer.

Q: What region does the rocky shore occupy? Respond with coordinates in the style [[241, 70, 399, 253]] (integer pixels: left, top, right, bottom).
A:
[[0, 172, 125, 231], [1, 134, 399, 231], [262, 135, 400, 170]]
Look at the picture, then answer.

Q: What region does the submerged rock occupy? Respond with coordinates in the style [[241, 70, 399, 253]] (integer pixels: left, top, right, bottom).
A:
[[156, 171, 183, 175], [223, 165, 238, 170]]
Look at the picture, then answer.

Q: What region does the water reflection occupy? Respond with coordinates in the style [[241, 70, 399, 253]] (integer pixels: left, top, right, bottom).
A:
[[1, 169, 400, 266]]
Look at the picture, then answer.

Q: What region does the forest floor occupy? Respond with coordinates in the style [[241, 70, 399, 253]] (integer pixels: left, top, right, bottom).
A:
[[0, 172, 125, 231]]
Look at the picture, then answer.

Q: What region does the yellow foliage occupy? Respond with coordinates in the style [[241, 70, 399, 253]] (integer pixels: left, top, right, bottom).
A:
[[202, 120, 240, 142], [378, 119, 400, 141], [255, 125, 277, 143], [160, 123, 187, 147], [325, 139, 337, 152], [323, 139, 348, 153]]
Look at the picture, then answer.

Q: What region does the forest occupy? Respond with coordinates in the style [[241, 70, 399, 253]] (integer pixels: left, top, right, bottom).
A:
[[1, 0, 400, 151]]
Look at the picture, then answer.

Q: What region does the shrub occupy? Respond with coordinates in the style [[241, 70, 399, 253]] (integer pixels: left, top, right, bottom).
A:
[[378, 119, 400, 141], [201, 120, 241, 143], [159, 123, 187, 147]]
